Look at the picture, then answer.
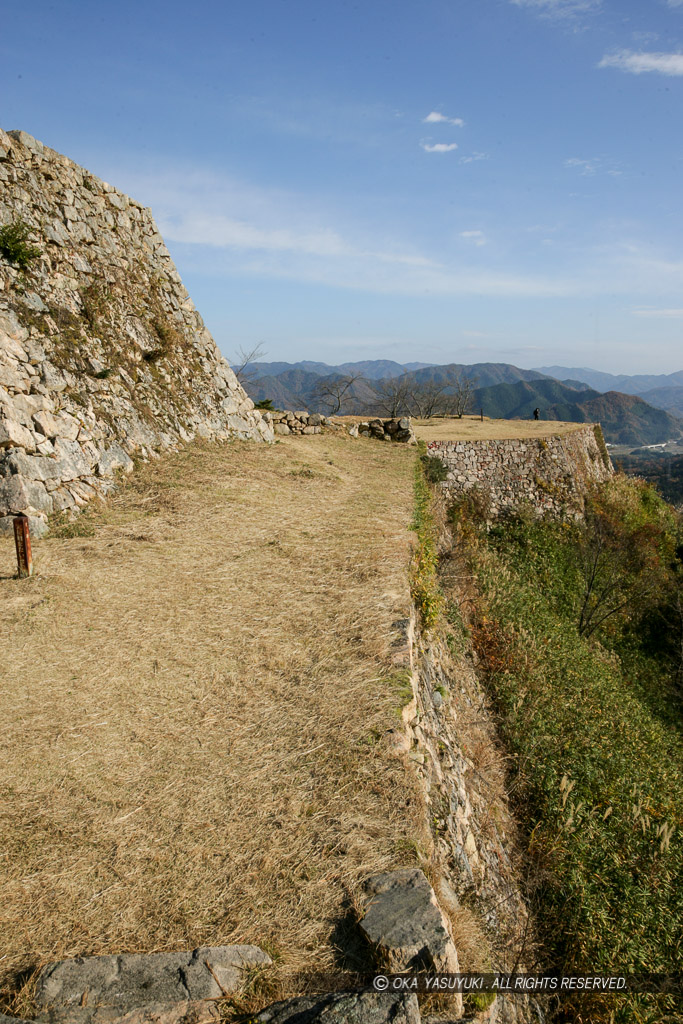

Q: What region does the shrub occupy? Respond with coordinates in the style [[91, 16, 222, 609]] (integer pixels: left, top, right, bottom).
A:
[[0, 220, 41, 269], [411, 451, 444, 629], [453, 476, 683, 1022], [419, 453, 448, 483]]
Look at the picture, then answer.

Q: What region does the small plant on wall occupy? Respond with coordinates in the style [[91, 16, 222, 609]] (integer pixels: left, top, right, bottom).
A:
[[0, 219, 42, 269]]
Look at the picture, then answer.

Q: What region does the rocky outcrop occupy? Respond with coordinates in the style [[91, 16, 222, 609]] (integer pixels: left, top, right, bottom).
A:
[[426, 426, 612, 519], [348, 417, 417, 444], [0, 128, 273, 536]]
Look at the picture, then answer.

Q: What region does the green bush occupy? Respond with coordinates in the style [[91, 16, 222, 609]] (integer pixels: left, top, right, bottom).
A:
[[419, 453, 448, 483], [0, 219, 41, 269], [452, 476, 683, 1022], [411, 449, 444, 630]]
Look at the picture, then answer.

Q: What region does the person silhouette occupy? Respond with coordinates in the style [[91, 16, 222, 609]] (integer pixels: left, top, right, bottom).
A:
[[533, 408, 540, 420]]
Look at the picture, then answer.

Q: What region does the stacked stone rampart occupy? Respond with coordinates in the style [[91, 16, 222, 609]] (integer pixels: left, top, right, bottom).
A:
[[427, 425, 612, 517], [0, 128, 273, 536]]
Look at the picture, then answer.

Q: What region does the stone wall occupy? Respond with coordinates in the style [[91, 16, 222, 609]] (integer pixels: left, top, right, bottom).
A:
[[427, 425, 612, 518], [267, 409, 326, 435], [385, 610, 544, 1024], [262, 411, 417, 443], [0, 128, 273, 537]]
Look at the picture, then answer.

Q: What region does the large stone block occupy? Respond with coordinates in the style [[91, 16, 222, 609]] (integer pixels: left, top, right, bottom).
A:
[[97, 443, 134, 477], [361, 869, 461, 976], [0, 513, 49, 539], [0, 474, 52, 515], [0, 415, 36, 451], [34, 945, 271, 1023], [256, 990, 420, 1024]]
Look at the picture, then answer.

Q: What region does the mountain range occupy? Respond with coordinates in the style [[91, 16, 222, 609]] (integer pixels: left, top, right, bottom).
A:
[[242, 360, 683, 446], [533, 365, 683, 418]]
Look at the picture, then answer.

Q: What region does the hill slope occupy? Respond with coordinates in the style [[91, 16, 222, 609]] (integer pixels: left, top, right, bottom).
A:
[[473, 379, 683, 445]]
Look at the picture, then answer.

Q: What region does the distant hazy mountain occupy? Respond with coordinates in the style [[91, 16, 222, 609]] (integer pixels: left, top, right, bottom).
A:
[[533, 365, 683, 397], [245, 359, 434, 381], [408, 362, 554, 388], [635, 386, 683, 419]]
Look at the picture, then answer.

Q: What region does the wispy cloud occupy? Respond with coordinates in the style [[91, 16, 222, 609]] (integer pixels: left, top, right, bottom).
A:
[[460, 230, 487, 247], [599, 49, 683, 75], [460, 151, 489, 164], [510, 0, 600, 19], [667, 0, 683, 8], [565, 156, 622, 177], [423, 111, 465, 127], [421, 142, 458, 153], [631, 307, 683, 318], [566, 157, 599, 176], [105, 163, 683, 303]]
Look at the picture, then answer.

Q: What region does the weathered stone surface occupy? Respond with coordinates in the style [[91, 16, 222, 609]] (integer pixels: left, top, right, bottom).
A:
[[0, 512, 49, 538], [35, 946, 271, 1021], [97, 443, 134, 477], [0, 474, 52, 515], [361, 869, 461, 978], [34, 1002, 218, 1024], [0, 127, 274, 527], [426, 427, 612, 520], [255, 990, 420, 1024], [0, 416, 36, 451]]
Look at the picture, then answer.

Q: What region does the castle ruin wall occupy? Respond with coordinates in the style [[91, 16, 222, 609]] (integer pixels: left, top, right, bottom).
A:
[[427, 425, 613, 517], [0, 128, 273, 537]]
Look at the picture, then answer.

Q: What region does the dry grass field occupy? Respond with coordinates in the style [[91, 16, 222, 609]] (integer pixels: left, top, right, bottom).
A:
[[0, 433, 429, 1015], [412, 416, 583, 441], [333, 414, 583, 442]]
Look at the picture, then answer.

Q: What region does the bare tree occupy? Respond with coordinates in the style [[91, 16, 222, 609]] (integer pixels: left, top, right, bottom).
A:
[[445, 371, 477, 418], [408, 380, 450, 419], [229, 343, 267, 387], [311, 373, 366, 415], [368, 374, 413, 418]]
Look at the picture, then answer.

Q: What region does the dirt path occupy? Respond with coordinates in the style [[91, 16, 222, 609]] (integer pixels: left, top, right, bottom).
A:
[[0, 434, 427, 1011]]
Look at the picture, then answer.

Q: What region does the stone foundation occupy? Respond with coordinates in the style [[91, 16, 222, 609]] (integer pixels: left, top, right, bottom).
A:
[[427, 425, 612, 518]]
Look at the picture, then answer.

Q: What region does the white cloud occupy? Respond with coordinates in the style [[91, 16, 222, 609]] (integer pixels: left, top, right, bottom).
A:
[[511, 0, 600, 19], [599, 50, 683, 75], [631, 307, 683, 318], [565, 157, 622, 177], [423, 111, 466, 127], [460, 230, 487, 247], [421, 142, 458, 153], [460, 151, 489, 164], [667, 0, 683, 8], [565, 157, 599, 176]]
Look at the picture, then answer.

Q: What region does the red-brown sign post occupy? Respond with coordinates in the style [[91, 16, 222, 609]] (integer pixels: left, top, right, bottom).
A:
[[13, 514, 33, 578]]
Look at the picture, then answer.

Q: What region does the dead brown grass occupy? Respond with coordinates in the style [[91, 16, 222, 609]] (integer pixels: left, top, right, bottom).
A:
[[412, 415, 584, 441], [0, 434, 430, 1015]]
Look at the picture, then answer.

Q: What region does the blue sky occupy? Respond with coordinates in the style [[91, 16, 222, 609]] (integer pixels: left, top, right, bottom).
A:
[[3, 0, 683, 373]]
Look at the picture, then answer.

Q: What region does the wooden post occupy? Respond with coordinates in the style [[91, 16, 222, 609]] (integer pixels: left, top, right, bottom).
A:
[[13, 514, 33, 578]]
